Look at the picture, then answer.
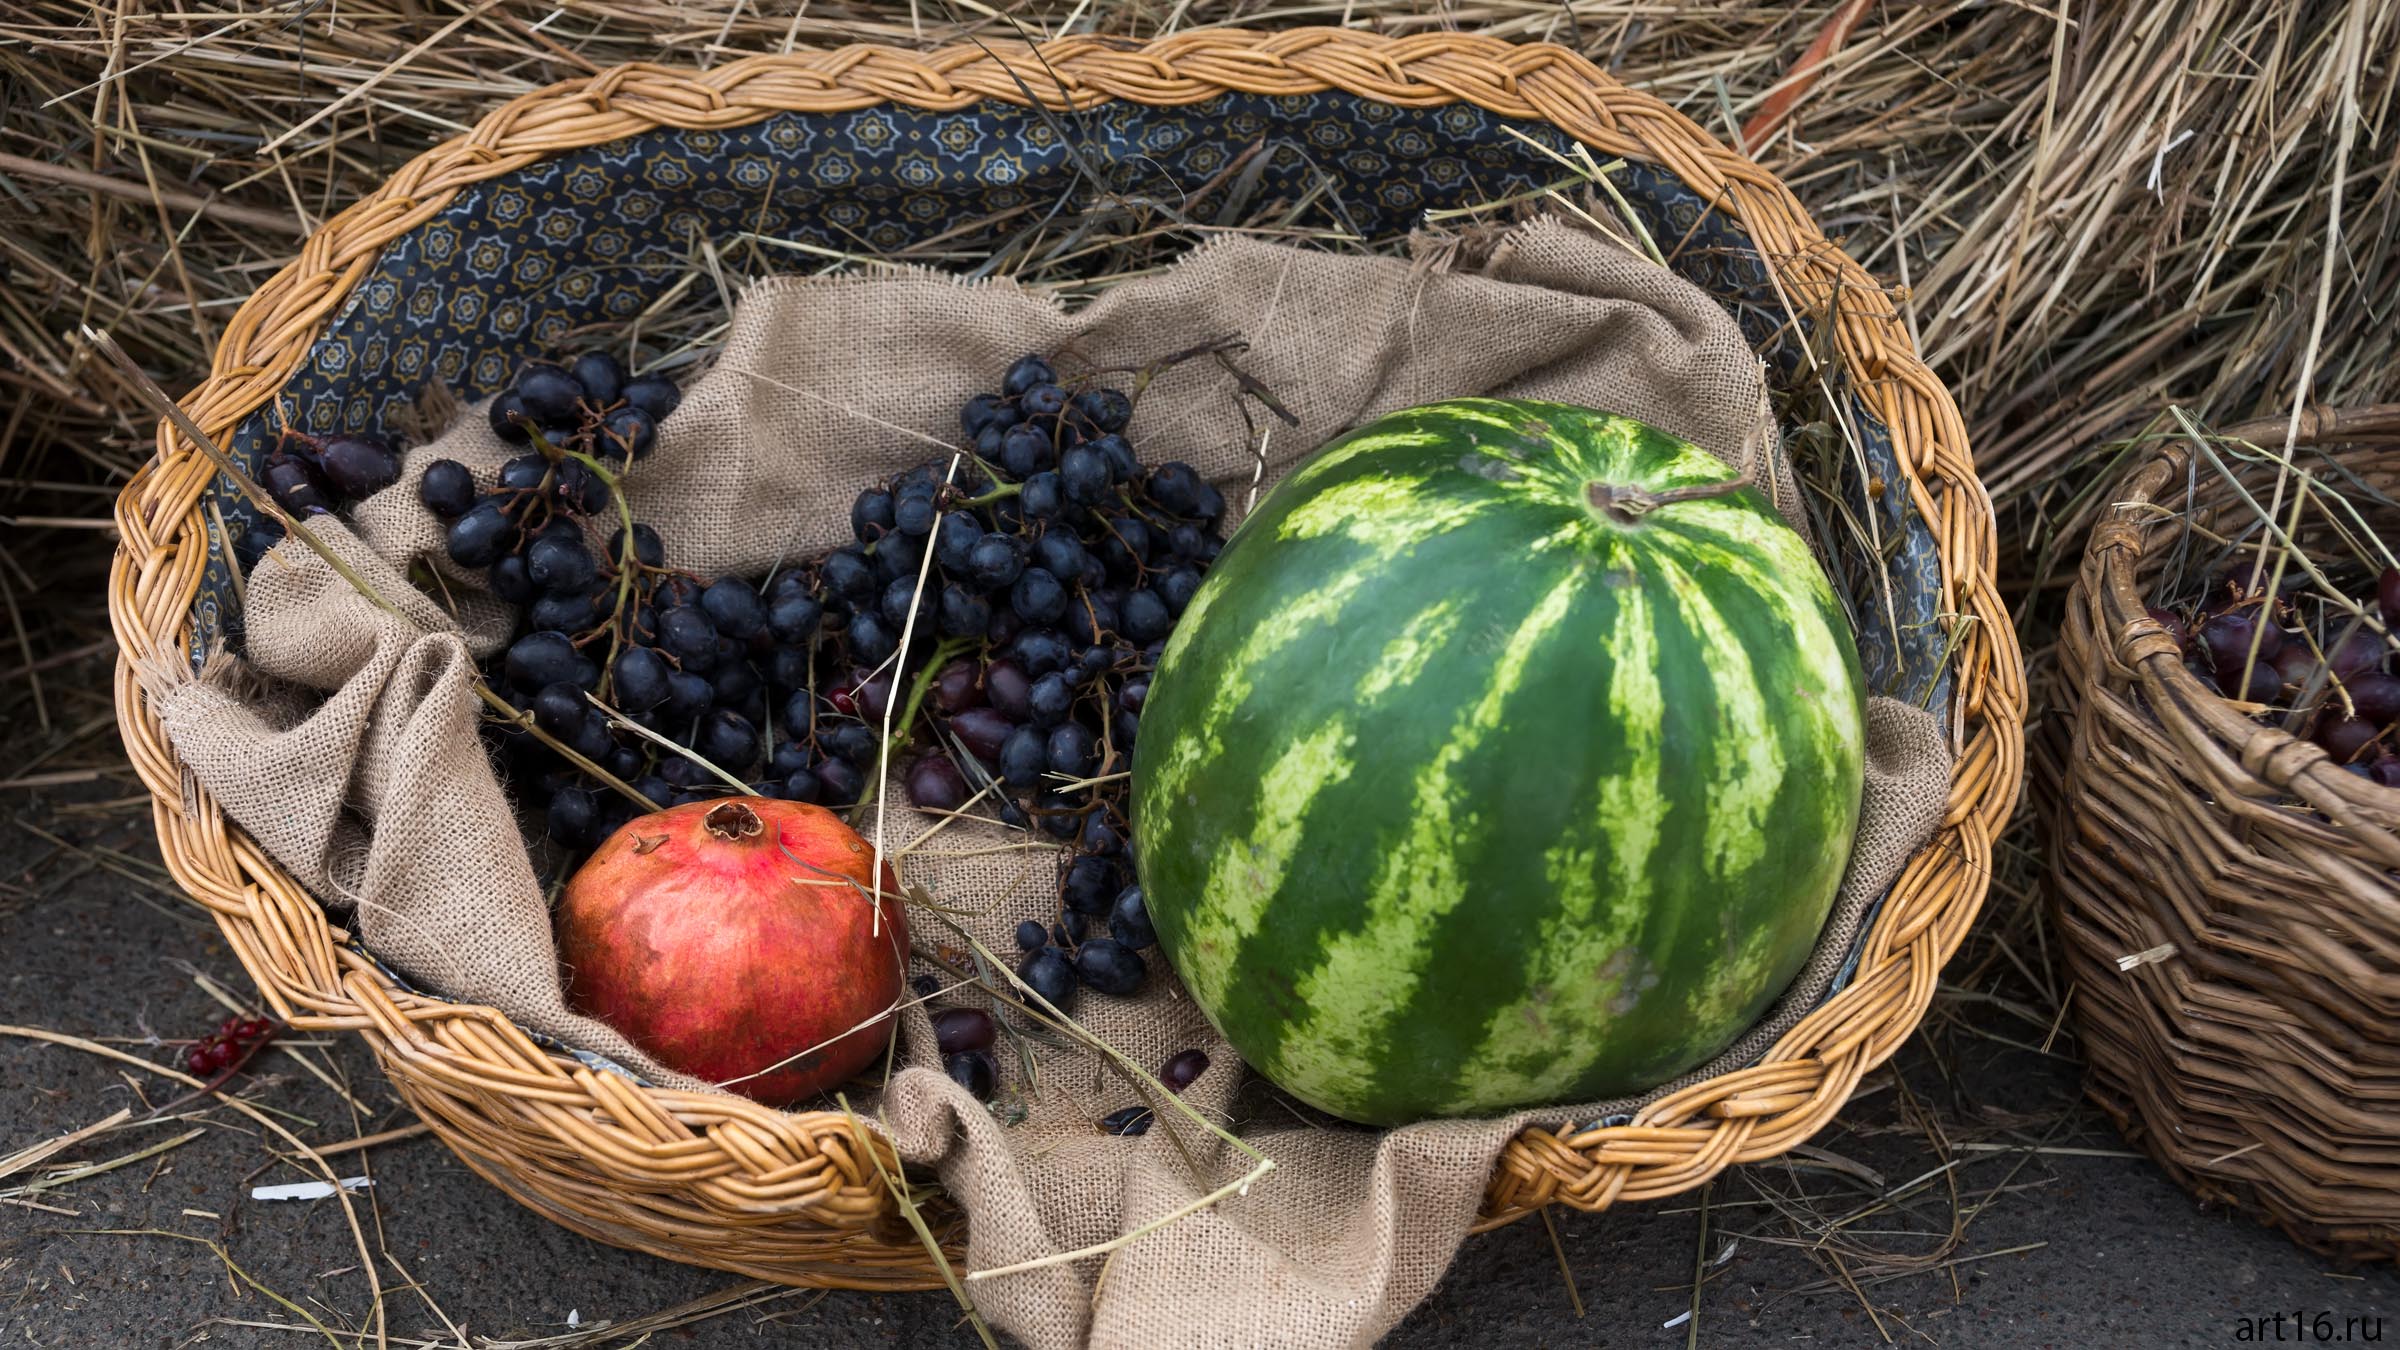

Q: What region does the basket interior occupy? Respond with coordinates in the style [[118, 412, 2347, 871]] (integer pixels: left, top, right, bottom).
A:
[[186, 92, 1958, 1088]]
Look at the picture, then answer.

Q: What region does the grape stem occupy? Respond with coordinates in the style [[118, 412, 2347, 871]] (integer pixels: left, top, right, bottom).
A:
[[957, 481, 1021, 508], [1586, 469, 1756, 524], [850, 636, 977, 816]]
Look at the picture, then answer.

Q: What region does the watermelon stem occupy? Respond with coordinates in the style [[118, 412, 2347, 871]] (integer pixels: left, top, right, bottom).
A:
[[1585, 468, 1756, 525]]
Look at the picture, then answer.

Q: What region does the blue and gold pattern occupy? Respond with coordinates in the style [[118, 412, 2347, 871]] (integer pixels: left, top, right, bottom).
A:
[[187, 92, 1952, 1085]]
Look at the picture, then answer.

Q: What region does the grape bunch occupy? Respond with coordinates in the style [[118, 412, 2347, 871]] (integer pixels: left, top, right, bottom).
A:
[[409, 351, 735, 848], [2151, 566, 2400, 783], [231, 427, 405, 570], [801, 351, 1228, 1029]]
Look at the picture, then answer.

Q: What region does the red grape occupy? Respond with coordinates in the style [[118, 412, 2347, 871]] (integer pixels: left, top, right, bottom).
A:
[[930, 659, 984, 714], [2381, 569, 2400, 629], [2318, 713, 2380, 764], [932, 1007, 996, 1055], [906, 756, 970, 812], [1160, 1049, 1209, 1093], [2348, 672, 2400, 725], [946, 707, 1015, 763]]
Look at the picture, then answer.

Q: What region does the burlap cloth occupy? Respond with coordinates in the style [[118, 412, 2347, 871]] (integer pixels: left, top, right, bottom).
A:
[[156, 216, 1950, 1348]]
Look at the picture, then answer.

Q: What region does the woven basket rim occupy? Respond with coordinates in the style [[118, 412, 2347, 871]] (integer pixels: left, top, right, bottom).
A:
[[105, 27, 2025, 1289], [2083, 420, 2400, 864]]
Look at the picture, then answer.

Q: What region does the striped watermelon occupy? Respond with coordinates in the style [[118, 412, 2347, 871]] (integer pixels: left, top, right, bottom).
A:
[[1131, 399, 1866, 1126]]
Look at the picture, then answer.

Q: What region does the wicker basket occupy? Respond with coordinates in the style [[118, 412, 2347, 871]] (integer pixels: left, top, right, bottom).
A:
[[2052, 411, 2400, 1261], [108, 30, 2022, 1289]]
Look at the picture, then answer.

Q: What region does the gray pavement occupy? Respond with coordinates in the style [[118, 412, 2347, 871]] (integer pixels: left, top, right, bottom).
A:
[[3, 776, 2392, 1348]]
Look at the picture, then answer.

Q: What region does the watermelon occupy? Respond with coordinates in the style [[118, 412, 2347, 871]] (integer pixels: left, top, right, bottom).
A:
[[1130, 399, 1866, 1126]]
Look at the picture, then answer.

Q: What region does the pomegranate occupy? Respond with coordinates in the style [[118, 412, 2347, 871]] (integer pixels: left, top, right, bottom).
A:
[[557, 797, 907, 1106]]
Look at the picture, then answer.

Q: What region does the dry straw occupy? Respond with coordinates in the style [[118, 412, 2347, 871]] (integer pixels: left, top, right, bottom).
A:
[[98, 29, 2018, 1286]]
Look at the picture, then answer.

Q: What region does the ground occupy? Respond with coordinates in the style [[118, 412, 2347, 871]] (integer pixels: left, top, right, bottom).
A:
[[2, 762, 2392, 1349]]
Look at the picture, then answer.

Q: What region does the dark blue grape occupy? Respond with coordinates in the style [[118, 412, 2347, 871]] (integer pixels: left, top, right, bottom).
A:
[[515, 363, 583, 425], [814, 757, 864, 806], [823, 723, 880, 765], [1034, 532, 1090, 581], [445, 501, 515, 566], [630, 774, 675, 808], [1081, 816, 1122, 856], [770, 740, 812, 778], [653, 573, 702, 609], [1063, 854, 1119, 914], [505, 631, 579, 690], [1064, 591, 1119, 647], [1120, 589, 1172, 644], [1026, 672, 1074, 728], [489, 390, 531, 443], [488, 554, 537, 605], [944, 1049, 997, 1100], [1099, 517, 1152, 579], [766, 645, 809, 690], [1090, 434, 1140, 483], [599, 406, 656, 460], [1016, 919, 1048, 952], [893, 493, 936, 537], [712, 660, 761, 712], [1099, 1105, 1152, 1136], [940, 584, 991, 639], [1109, 885, 1155, 950], [999, 423, 1054, 479], [613, 647, 671, 710], [968, 533, 1025, 590], [1021, 472, 1064, 519], [701, 577, 766, 639], [1074, 388, 1132, 433], [781, 767, 822, 803], [532, 681, 591, 736], [1018, 947, 1077, 1010], [1021, 383, 1068, 418], [881, 575, 930, 628], [527, 533, 596, 593], [657, 607, 719, 670], [873, 529, 926, 583], [1060, 447, 1111, 506], [497, 454, 549, 491], [233, 522, 284, 570], [1012, 568, 1068, 624], [1166, 523, 1207, 560], [556, 460, 610, 514], [1003, 355, 1056, 397], [849, 611, 898, 665], [1011, 629, 1071, 679], [620, 377, 681, 422], [1157, 569, 1201, 615], [822, 547, 876, 602], [664, 670, 714, 720], [935, 513, 981, 572], [961, 393, 1016, 437], [567, 714, 616, 764], [1037, 790, 1087, 840], [998, 724, 1047, 786], [569, 350, 625, 407], [1145, 462, 1207, 517], [1075, 938, 1146, 996], [1059, 908, 1090, 942], [418, 459, 476, 518], [547, 786, 600, 848], [1046, 722, 1097, 778], [767, 592, 823, 644], [1191, 481, 1226, 522], [696, 709, 758, 774], [853, 488, 895, 542], [530, 587, 606, 636]]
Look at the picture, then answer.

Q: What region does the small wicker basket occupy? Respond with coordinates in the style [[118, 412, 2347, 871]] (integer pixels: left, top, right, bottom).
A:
[[108, 29, 2021, 1289], [2052, 409, 2400, 1261]]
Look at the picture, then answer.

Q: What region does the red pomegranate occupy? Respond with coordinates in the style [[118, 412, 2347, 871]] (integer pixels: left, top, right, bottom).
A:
[[557, 797, 908, 1106]]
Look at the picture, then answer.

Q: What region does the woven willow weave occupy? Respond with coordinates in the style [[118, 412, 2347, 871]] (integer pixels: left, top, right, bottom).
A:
[[2054, 415, 2400, 1261], [107, 29, 2023, 1288]]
